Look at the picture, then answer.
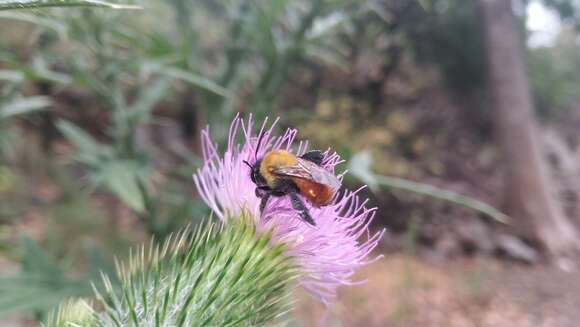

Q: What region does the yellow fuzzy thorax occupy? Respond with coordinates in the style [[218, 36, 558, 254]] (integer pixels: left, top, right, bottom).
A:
[[259, 150, 298, 187]]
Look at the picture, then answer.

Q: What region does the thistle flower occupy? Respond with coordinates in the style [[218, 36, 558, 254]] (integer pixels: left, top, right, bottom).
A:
[[47, 115, 384, 327], [193, 114, 384, 305]]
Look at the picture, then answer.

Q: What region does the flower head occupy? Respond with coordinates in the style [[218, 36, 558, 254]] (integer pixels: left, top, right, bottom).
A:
[[193, 114, 384, 305]]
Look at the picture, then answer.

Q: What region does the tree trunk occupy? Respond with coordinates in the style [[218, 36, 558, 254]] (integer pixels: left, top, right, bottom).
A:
[[477, 0, 580, 261]]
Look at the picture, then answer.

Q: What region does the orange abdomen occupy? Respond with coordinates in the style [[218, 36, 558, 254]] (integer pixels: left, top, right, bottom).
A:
[[292, 178, 334, 207]]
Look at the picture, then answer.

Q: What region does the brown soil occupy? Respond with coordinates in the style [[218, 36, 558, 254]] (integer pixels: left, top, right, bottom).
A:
[[293, 254, 580, 327]]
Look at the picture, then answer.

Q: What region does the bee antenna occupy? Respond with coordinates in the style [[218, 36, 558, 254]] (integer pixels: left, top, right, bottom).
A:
[[254, 130, 265, 160], [242, 160, 253, 169]]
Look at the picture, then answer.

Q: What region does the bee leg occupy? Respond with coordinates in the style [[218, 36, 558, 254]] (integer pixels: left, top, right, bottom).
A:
[[260, 194, 270, 215], [255, 186, 270, 198], [289, 192, 316, 226]]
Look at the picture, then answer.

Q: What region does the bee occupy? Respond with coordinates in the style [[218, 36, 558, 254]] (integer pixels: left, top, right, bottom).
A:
[[244, 138, 341, 226]]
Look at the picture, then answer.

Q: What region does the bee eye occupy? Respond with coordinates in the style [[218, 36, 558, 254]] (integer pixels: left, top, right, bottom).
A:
[[250, 169, 258, 183]]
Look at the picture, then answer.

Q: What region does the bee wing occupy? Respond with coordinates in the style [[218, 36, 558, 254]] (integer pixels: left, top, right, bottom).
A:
[[271, 158, 341, 192]]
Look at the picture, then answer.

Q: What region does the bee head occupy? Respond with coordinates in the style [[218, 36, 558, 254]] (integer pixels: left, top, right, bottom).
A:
[[243, 159, 265, 185]]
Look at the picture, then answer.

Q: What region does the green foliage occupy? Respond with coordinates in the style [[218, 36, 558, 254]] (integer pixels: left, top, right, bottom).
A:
[[56, 119, 148, 213], [0, 96, 51, 119], [348, 151, 509, 224], [153, 66, 230, 98], [0, 96, 50, 159], [0, 68, 54, 159], [48, 214, 297, 327], [543, 0, 580, 30], [96, 160, 147, 213], [0, 0, 140, 11], [0, 236, 115, 319], [528, 27, 580, 117], [56, 120, 110, 165], [0, 0, 350, 240], [401, 0, 486, 91]]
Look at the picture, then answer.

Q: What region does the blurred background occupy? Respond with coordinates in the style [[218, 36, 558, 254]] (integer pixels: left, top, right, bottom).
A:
[[1, 0, 580, 325]]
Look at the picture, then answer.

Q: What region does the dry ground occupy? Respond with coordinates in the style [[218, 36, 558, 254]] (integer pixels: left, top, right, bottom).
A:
[[293, 254, 580, 327]]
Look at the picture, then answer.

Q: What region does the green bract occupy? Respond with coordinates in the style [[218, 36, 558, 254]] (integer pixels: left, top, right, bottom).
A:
[[47, 213, 298, 327]]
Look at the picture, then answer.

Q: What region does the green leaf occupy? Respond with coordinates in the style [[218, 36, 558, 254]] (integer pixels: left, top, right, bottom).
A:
[[0, 0, 141, 11], [57, 120, 112, 166], [252, 3, 279, 64], [56, 120, 103, 158], [0, 96, 51, 119], [0, 12, 67, 36], [305, 43, 349, 69], [24, 66, 72, 85], [0, 237, 93, 318], [307, 12, 348, 40], [152, 66, 230, 98], [0, 69, 25, 82], [349, 151, 510, 224], [348, 151, 379, 190], [82, 241, 117, 281], [96, 160, 146, 213], [19, 235, 63, 276], [128, 78, 172, 124]]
